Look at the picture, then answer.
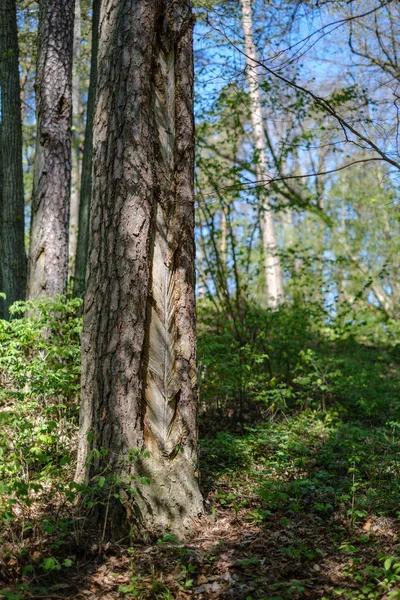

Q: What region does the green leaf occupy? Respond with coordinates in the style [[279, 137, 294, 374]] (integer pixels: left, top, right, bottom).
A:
[[40, 557, 61, 571], [63, 559, 73, 567], [384, 557, 393, 571]]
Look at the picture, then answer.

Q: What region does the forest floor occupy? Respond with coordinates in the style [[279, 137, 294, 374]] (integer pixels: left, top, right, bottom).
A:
[[2, 305, 400, 599], [2, 408, 400, 600]]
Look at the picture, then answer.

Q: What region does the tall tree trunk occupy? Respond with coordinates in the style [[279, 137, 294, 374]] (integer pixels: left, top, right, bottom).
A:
[[27, 0, 75, 299], [240, 0, 284, 309], [75, 0, 203, 539], [69, 0, 82, 280], [73, 0, 100, 297], [0, 0, 27, 318], [220, 205, 227, 286], [196, 240, 207, 300]]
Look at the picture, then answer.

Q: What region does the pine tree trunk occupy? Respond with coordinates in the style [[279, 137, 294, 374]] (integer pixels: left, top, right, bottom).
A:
[[73, 0, 100, 297], [0, 0, 27, 318], [27, 0, 75, 299], [75, 0, 203, 539], [240, 0, 284, 309], [69, 0, 82, 280]]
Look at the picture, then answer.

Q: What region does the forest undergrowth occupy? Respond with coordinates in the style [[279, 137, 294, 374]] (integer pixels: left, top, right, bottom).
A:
[[1, 297, 400, 599]]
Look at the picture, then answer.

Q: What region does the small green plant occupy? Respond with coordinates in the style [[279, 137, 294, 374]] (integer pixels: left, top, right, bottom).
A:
[[118, 566, 172, 599], [237, 556, 260, 567], [157, 533, 179, 545], [331, 556, 400, 598], [176, 561, 196, 591]]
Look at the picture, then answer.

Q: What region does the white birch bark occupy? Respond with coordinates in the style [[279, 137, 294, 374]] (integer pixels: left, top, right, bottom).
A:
[[221, 205, 227, 280], [240, 0, 283, 308]]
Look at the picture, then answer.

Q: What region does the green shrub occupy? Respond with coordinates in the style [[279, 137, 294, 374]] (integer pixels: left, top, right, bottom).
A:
[[0, 297, 82, 528]]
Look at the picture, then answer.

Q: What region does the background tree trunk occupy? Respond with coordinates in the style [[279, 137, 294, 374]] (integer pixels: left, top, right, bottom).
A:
[[75, 0, 203, 539], [0, 0, 27, 318], [240, 0, 283, 309], [69, 0, 82, 280], [73, 0, 100, 297], [27, 0, 75, 299]]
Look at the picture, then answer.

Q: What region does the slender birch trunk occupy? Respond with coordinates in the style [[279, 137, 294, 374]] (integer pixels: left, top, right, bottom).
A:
[[69, 0, 82, 279], [196, 232, 207, 300], [73, 0, 100, 296], [220, 205, 227, 284], [240, 0, 283, 308], [75, 0, 203, 539], [27, 0, 75, 299], [0, 0, 27, 318]]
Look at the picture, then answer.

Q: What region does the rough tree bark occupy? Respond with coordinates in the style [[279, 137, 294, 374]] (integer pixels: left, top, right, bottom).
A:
[[73, 0, 100, 297], [240, 0, 284, 309], [69, 0, 82, 279], [27, 0, 75, 299], [0, 0, 27, 318], [75, 0, 203, 539]]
